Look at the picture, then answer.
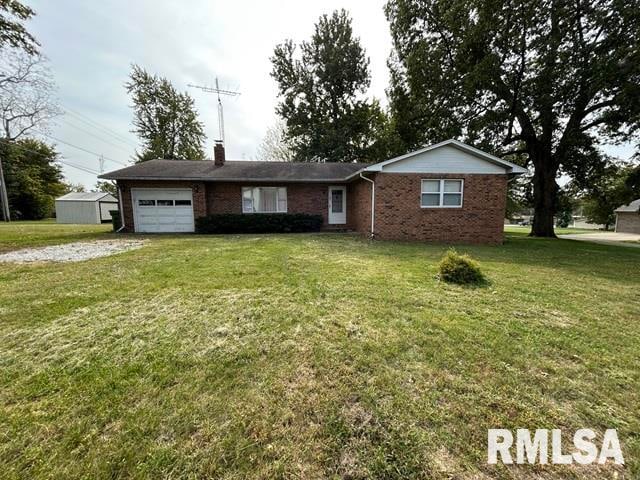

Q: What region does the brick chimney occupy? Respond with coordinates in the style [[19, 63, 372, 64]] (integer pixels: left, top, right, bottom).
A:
[[214, 141, 225, 166]]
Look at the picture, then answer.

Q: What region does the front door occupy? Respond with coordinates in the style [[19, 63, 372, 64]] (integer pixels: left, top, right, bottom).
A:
[[328, 186, 346, 224]]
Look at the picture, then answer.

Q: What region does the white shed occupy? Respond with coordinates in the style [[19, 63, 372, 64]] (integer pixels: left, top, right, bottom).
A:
[[55, 192, 118, 224]]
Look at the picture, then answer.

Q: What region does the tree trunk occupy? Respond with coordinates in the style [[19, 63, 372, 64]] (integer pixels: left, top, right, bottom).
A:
[[530, 159, 558, 237]]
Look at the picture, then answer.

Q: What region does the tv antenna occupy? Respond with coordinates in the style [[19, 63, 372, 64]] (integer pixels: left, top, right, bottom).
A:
[[188, 77, 240, 146]]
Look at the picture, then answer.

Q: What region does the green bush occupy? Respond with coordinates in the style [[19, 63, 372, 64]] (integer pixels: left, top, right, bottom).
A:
[[438, 249, 486, 285], [195, 213, 324, 234], [109, 210, 121, 232]]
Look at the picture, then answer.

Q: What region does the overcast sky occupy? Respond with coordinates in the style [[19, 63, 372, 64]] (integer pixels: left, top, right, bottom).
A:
[[26, 0, 635, 189], [26, 0, 392, 188]]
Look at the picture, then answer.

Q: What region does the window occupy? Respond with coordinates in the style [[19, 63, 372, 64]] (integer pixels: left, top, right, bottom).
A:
[[242, 187, 287, 213], [157, 200, 174, 206], [175, 200, 192, 206], [421, 179, 463, 208], [138, 199, 155, 206]]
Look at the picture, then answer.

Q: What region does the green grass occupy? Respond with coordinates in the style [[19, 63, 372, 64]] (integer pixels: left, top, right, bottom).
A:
[[0, 223, 638, 479], [0, 220, 112, 253]]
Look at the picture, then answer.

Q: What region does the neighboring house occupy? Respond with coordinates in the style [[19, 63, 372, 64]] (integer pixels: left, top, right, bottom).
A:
[[99, 139, 527, 244], [615, 199, 640, 234], [55, 192, 118, 224]]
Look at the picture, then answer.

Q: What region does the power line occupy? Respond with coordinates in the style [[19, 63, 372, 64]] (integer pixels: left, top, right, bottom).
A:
[[0, 137, 101, 175], [64, 108, 138, 147], [37, 131, 129, 166], [59, 118, 134, 154], [57, 159, 101, 175]]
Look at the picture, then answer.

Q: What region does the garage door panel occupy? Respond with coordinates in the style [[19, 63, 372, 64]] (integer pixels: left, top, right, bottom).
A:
[[132, 189, 195, 233]]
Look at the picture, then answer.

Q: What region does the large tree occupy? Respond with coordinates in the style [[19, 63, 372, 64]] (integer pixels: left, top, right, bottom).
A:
[[0, 48, 59, 220], [0, 0, 45, 220], [126, 65, 206, 162], [386, 0, 640, 237], [0, 0, 38, 54], [271, 9, 387, 162], [3, 138, 66, 220]]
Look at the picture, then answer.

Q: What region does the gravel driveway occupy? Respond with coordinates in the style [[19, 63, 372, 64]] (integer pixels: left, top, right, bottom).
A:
[[0, 240, 145, 263]]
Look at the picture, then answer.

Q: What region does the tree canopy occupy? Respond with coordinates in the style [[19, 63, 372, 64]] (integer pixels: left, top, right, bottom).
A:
[[271, 9, 388, 162], [0, 0, 38, 55], [126, 65, 206, 162], [2, 138, 66, 220], [385, 0, 640, 236]]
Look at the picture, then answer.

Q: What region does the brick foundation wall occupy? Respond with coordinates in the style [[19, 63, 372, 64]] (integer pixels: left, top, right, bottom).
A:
[[116, 180, 206, 232], [616, 212, 640, 234], [373, 173, 507, 244]]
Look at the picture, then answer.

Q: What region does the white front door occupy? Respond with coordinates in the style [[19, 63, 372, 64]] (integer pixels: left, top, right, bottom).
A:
[[132, 188, 195, 233], [328, 186, 346, 224]]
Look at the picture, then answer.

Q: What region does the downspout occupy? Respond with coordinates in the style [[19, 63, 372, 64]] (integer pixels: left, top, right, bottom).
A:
[[359, 172, 375, 239], [116, 185, 126, 233]]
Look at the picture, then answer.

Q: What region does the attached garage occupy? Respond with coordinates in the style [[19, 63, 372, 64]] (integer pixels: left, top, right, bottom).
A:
[[55, 192, 118, 224], [615, 199, 640, 234], [132, 188, 195, 233]]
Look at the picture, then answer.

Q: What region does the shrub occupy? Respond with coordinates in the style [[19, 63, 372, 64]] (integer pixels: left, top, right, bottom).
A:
[[109, 210, 121, 232], [195, 213, 324, 234], [438, 249, 486, 285]]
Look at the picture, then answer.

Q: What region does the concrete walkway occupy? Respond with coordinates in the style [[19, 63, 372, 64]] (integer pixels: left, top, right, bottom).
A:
[[559, 232, 640, 248]]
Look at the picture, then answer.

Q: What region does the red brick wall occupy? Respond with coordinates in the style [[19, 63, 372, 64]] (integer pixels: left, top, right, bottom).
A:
[[116, 180, 206, 232], [347, 178, 372, 234], [206, 182, 341, 227], [116, 175, 507, 243], [373, 173, 507, 244]]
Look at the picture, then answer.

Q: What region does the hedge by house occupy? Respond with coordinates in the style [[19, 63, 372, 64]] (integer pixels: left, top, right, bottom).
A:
[[195, 213, 324, 234]]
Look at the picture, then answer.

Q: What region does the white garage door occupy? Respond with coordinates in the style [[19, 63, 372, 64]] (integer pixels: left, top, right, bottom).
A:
[[132, 189, 195, 233]]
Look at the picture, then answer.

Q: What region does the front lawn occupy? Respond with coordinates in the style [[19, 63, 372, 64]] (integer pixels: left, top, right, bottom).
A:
[[0, 225, 638, 479], [0, 219, 112, 253]]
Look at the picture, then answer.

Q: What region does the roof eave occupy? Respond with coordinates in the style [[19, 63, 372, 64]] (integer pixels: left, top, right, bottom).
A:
[[101, 176, 356, 183]]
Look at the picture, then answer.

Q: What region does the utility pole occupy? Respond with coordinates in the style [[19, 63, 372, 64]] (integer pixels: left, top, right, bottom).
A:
[[0, 157, 9, 221], [188, 77, 240, 146], [0, 140, 10, 222], [98, 155, 105, 173]]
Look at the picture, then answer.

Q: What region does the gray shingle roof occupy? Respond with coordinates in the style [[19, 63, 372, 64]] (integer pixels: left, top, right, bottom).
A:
[[99, 159, 370, 182], [615, 199, 640, 213]]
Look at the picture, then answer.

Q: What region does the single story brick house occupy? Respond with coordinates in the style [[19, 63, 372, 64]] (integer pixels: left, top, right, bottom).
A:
[[614, 199, 640, 234], [100, 139, 527, 244]]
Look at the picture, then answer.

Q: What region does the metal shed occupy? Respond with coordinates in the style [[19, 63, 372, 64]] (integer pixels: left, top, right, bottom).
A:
[[55, 192, 118, 224]]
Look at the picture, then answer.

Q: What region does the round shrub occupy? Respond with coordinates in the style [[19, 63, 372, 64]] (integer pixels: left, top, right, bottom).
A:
[[438, 249, 486, 285]]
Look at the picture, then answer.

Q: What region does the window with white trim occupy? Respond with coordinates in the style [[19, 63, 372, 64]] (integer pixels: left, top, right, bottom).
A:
[[421, 179, 463, 207], [242, 187, 287, 213]]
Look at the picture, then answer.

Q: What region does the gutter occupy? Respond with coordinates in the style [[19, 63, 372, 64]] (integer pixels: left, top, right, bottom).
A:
[[116, 185, 126, 233], [99, 176, 360, 183], [359, 172, 375, 239]]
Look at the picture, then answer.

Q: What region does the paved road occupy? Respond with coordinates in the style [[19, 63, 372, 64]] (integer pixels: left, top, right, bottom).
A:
[[559, 232, 640, 248]]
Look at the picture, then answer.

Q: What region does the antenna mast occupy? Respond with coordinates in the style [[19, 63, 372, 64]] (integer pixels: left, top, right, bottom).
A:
[[188, 77, 240, 146]]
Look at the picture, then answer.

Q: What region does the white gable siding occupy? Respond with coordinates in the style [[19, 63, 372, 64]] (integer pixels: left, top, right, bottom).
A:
[[380, 145, 506, 174]]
